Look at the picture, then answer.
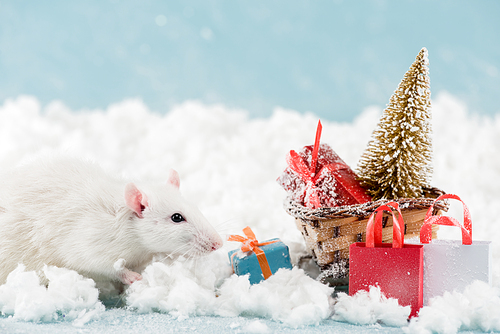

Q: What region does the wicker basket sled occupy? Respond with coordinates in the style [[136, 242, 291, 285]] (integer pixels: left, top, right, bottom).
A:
[[285, 187, 449, 288]]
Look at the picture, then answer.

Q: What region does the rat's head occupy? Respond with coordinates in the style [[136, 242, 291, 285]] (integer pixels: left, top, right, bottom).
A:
[[124, 169, 223, 257]]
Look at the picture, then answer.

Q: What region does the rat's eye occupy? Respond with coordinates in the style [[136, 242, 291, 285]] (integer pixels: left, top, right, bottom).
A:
[[171, 213, 185, 223]]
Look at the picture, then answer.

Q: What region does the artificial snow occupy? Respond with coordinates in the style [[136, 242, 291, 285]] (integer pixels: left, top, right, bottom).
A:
[[243, 320, 270, 333], [406, 281, 500, 333], [126, 257, 333, 327], [0, 92, 499, 333], [0, 264, 104, 325], [333, 286, 410, 327]]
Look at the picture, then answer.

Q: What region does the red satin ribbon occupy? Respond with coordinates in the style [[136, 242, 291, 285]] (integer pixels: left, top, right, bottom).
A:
[[286, 120, 350, 209], [228, 227, 278, 280], [420, 194, 472, 245], [366, 202, 405, 248]]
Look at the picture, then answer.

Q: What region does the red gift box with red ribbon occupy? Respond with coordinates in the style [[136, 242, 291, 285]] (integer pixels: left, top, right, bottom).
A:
[[278, 121, 371, 209]]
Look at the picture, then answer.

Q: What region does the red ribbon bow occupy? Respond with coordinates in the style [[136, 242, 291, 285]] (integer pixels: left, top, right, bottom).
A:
[[286, 120, 349, 209], [228, 227, 278, 280]]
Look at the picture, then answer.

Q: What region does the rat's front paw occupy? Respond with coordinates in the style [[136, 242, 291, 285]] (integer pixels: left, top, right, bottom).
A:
[[120, 270, 143, 285], [114, 258, 143, 285]]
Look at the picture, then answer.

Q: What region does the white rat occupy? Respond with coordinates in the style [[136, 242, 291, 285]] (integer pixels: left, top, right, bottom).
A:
[[0, 157, 223, 285]]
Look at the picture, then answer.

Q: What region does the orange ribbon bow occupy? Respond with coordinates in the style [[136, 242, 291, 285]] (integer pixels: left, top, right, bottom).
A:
[[228, 226, 278, 280]]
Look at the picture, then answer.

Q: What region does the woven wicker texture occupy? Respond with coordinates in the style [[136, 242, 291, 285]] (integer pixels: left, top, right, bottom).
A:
[[286, 187, 449, 268]]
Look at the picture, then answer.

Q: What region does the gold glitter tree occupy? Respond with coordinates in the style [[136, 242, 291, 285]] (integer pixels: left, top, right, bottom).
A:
[[357, 47, 433, 200]]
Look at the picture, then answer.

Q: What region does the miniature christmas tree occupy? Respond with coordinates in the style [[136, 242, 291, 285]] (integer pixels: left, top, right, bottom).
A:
[[357, 47, 433, 200]]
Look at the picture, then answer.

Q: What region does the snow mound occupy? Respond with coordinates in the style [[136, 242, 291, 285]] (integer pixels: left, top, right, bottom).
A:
[[0, 264, 104, 326], [406, 280, 500, 333], [126, 255, 334, 327], [125, 254, 228, 318], [215, 266, 333, 327], [332, 286, 410, 327]]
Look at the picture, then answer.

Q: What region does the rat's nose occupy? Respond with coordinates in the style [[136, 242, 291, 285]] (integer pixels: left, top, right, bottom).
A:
[[211, 237, 223, 251]]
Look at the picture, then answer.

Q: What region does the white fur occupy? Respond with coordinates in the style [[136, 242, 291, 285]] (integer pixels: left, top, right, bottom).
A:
[[0, 157, 223, 285]]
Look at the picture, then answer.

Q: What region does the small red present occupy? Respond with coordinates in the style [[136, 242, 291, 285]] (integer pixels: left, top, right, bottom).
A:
[[278, 121, 371, 209]]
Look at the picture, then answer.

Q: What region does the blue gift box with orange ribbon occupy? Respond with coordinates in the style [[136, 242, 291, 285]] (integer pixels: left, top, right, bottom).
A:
[[228, 227, 293, 284]]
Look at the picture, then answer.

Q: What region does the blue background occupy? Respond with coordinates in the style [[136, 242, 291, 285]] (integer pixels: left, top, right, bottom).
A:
[[1, 0, 499, 121]]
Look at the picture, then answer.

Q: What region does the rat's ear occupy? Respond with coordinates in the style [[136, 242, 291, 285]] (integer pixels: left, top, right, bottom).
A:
[[125, 183, 149, 218], [167, 169, 180, 189]]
